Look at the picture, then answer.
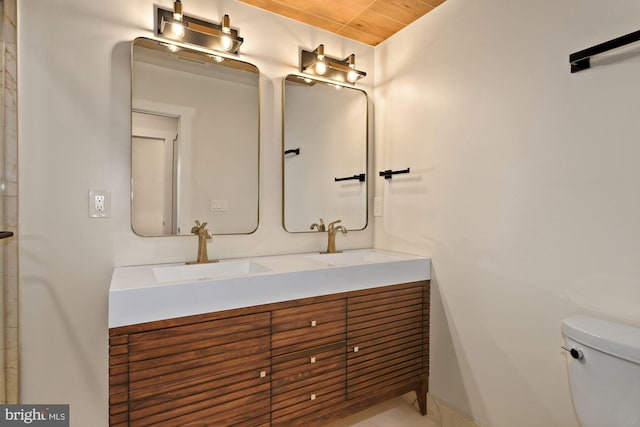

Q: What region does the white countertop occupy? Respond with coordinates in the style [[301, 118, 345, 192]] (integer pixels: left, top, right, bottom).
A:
[[109, 249, 430, 328]]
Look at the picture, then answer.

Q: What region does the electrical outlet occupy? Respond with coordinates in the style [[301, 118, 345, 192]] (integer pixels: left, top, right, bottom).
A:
[[95, 195, 105, 212], [89, 189, 111, 218]]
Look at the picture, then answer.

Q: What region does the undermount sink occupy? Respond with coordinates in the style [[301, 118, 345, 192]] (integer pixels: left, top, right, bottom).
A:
[[152, 260, 271, 283], [305, 250, 405, 266]]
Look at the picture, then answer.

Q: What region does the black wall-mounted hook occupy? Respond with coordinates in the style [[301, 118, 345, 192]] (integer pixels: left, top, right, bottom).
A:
[[334, 173, 365, 182], [284, 148, 300, 156], [379, 168, 410, 180]]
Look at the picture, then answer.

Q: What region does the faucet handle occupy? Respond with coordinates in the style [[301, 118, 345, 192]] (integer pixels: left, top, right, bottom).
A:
[[191, 220, 212, 238], [310, 219, 326, 232], [328, 219, 342, 230]]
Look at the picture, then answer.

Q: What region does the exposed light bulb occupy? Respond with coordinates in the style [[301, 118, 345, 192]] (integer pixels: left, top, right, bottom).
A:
[[211, 55, 224, 63], [221, 35, 233, 51], [170, 21, 185, 38], [346, 54, 358, 82], [309, 44, 327, 75], [315, 60, 327, 75], [220, 15, 233, 51]]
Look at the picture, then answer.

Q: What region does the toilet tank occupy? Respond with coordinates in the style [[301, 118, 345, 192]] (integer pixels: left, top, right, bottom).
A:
[[562, 315, 640, 427]]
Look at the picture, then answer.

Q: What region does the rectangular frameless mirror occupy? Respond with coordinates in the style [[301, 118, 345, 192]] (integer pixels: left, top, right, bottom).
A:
[[131, 38, 260, 236], [283, 75, 368, 232]]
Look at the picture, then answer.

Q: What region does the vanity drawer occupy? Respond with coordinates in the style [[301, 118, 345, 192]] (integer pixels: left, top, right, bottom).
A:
[[272, 299, 345, 332], [272, 371, 345, 410], [272, 342, 346, 390], [272, 322, 346, 356], [272, 300, 346, 356], [271, 374, 346, 426]]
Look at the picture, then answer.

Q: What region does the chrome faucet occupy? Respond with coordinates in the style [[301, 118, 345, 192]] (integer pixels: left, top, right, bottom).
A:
[[324, 220, 347, 254], [187, 220, 217, 264]]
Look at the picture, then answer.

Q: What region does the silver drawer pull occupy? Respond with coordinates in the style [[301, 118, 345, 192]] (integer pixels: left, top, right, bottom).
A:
[[310, 393, 317, 401], [260, 370, 267, 378], [310, 356, 316, 364], [353, 346, 359, 353], [310, 320, 317, 327]]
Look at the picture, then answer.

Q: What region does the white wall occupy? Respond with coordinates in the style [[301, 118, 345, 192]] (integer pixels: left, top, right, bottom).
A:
[[18, 1, 373, 425], [374, 0, 640, 426]]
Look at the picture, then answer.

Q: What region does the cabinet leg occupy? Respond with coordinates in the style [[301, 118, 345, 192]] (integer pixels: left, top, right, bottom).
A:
[[416, 377, 428, 415]]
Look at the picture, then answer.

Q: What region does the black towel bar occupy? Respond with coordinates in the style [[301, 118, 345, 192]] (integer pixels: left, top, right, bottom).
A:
[[570, 29, 640, 73], [379, 168, 410, 180], [335, 173, 366, 182]]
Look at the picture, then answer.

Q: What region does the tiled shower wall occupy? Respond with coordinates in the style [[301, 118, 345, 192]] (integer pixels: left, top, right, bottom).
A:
[[0, 0, 18, 403]]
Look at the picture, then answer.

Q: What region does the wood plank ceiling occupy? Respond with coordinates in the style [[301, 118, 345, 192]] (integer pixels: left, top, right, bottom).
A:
[[237, 0, 447, 46]]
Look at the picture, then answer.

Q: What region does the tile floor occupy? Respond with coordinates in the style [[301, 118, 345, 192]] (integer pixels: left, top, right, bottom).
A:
[[324, 397, 439, 427]]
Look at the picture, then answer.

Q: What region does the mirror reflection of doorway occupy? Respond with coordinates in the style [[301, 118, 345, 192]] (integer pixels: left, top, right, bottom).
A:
[[132, 111, 179, 235]]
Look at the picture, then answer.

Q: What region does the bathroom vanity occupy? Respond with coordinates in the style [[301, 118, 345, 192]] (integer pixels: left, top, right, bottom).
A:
[[109, 250, 430, 426]]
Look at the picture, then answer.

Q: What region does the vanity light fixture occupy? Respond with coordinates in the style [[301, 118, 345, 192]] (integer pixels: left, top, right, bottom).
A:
[[156, 3, 244, 54], [300, 44, 366, 84]]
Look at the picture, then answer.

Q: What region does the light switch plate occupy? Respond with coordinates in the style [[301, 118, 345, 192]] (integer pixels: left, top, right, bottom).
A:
[[210, 199, 228, 211], [89, 189, 111, 218]]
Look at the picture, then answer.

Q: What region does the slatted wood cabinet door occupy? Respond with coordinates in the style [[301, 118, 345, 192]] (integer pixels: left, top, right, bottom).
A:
[[347, 281, 429, 414], [110, 311, 271, 427]]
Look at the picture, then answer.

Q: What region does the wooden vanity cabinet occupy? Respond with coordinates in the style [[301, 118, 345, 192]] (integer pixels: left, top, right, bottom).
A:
[[109, 280, 429, 426]]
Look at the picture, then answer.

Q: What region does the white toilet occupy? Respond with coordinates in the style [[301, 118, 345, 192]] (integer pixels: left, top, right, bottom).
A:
[[562, 315, 640, 427]]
